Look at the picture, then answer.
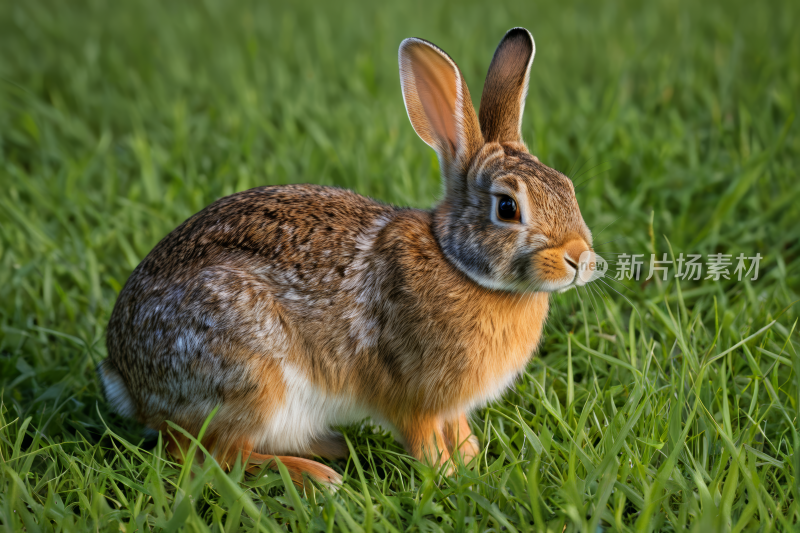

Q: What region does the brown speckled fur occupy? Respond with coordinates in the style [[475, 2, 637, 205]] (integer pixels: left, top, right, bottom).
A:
[[101, 27, 594, 486]]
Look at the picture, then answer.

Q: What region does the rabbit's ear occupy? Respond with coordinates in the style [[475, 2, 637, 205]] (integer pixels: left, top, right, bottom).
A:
[[479, 28, 535, 144], [399, 38, 483, 177]]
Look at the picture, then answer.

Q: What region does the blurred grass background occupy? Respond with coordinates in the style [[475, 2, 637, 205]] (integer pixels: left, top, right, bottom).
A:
[[1, 0, 799, 531]]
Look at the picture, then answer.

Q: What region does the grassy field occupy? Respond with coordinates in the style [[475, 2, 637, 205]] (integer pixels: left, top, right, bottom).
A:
[[1, 0, 799, 530]]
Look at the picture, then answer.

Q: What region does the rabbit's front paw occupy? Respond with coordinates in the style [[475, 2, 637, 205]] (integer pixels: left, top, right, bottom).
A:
[[444, 413, 480, 465]]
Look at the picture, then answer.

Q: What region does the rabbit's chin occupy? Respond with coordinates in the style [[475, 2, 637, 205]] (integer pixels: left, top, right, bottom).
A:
[[456, 265, 576, 294], [469, 275, 580, 294], [555, 275, 600, 293]]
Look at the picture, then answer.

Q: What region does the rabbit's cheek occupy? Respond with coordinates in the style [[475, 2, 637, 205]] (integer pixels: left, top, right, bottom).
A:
[[531, 248, 573, 289]]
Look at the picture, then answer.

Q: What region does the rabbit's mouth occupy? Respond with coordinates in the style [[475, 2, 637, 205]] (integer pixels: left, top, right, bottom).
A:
[[527, 238, 598, 293], [555, 251, 607, 293], [556, 272, 584, 294], [540, 273, 581, 294]]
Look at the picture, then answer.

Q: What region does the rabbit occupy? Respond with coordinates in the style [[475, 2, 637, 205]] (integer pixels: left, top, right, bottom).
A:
[[99, 27, 595, 487]]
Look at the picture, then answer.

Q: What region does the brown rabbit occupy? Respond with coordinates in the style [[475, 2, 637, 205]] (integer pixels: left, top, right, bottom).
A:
[[99, 27, 596, 487]]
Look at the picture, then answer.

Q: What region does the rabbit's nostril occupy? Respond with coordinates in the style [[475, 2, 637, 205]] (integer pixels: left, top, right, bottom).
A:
[[563, 239, 591, 273]]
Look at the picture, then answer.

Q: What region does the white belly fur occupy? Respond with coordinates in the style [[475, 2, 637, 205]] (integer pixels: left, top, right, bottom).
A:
[[251, 363, 374, 454], [252, 357, 523, 455]]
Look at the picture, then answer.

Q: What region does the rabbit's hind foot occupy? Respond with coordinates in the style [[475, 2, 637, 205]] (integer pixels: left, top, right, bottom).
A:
[[244, 451, 343, 489]]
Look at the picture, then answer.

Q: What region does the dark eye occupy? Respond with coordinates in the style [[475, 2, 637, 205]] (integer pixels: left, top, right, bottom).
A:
[[496, 195, 520, 222]]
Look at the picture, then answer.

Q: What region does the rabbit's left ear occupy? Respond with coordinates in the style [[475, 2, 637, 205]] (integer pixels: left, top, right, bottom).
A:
[[399, 38, 483, 179], [479, 28, 536, 144]]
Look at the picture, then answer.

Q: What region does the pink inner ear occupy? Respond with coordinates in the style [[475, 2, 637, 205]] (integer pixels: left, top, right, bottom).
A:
[[408, 45, 459, 157]]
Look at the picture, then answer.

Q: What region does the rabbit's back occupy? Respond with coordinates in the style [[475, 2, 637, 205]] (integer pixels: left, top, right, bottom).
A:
[[124, 184, 394, 283]]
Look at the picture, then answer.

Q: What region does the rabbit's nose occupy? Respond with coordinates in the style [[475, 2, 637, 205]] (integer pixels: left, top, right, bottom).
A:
[[563, 239, 591, 272]]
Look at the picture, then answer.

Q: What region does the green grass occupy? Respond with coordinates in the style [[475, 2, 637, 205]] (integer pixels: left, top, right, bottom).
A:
[[1, 0, 799, 530]]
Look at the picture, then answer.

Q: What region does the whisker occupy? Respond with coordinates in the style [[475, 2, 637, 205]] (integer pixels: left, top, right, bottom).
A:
[[514, 278, 539, 323], [598, 278, 642, 322], [574, 285, 588, 335], [574, 159, 615, 182], [590, 283, 616, 317], [602, 275, 638, 295], [591, 283, 615, 311], [591, 251, 633, 255], [574, 168, 609, 189], [574, 169, 609, 189], [590, 216, 623, 240], [574, 162, 615, 192], [586, 285, 608, 330], [592, 237, 626, 248], [582, 285, 602, 331], [567, 157, 591, 182], [518, 280, 536, 310]]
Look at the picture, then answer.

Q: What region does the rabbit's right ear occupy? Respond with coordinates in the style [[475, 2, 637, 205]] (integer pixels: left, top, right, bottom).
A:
[[479, 28, 535, 144], [399, 38, 483, 180]]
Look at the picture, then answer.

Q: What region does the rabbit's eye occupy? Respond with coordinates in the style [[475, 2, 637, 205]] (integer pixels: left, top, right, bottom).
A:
[[497, 195, 520, 222]]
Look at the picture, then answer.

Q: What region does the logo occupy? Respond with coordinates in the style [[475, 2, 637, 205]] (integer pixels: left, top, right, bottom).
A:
[[579, 252, 607, 283]]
